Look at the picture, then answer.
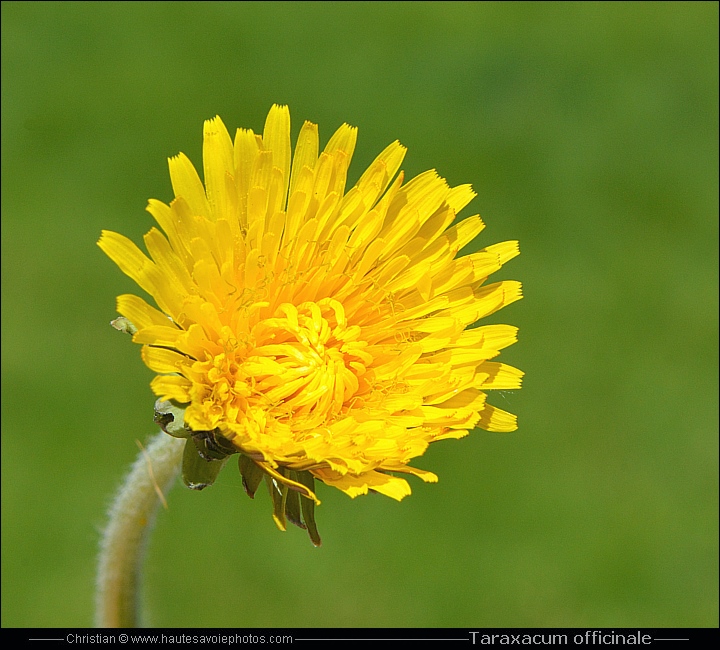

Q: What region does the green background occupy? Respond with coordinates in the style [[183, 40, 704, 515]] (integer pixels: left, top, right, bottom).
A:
[[2, 1, 717, 628]]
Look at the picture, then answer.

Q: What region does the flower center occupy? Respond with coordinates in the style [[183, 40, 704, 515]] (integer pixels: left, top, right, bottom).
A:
[[188, 299, 373, 437], [249, 300, 372, 429]]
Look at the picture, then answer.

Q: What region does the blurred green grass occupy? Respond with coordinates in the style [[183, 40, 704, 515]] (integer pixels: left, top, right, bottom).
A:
[[2, 1, 717, 628]]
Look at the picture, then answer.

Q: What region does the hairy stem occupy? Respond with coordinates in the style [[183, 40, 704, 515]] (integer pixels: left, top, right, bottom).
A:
[[95, 432, 184, 628]]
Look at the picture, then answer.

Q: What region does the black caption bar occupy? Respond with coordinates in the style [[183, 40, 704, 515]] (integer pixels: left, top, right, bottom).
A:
[[4, 628, 717, 647]]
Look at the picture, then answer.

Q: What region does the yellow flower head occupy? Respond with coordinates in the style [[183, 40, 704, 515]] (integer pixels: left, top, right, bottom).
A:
[[99, 105, 522, 544]]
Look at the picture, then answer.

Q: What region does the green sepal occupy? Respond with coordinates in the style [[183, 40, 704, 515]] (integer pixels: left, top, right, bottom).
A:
[[153, 399, 192, 438], [265, 473, 288, 531], [285, 472, 305, 530], [238, 455, 264, 498], [190, 430, 235, 461], [296, 471, 322, 547], [181, 438, 229, 490], [237, 457, 322, 545]]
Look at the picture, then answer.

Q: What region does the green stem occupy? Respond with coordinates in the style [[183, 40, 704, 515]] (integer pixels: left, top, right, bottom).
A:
[[95, 432, 184, 628]]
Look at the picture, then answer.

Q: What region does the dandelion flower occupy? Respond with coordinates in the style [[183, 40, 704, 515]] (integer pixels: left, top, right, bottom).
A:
[[99, 105, 522, 545]]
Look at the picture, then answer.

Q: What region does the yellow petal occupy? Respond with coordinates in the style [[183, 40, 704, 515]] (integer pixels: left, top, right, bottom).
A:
[[444, 214, 485, 251], [151, 374, 192, 402], [477, 403, 518, 432], [324, 122, 358, 160], [141, 346, 191, 374], [168, 153, 211, 219], [202, 116, 234, 220], [132, 325, 185, 348], [289, 120, 319, 197], [116, 294, 175, 330], [475, 362, 525, 390], [313, 468, 412, 501], [98, 231, 160, 298], [263, 104, 291, 208], [446, 183, 477, 214], [355, 140, 406, 209], [233, 127, 260, 228]]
